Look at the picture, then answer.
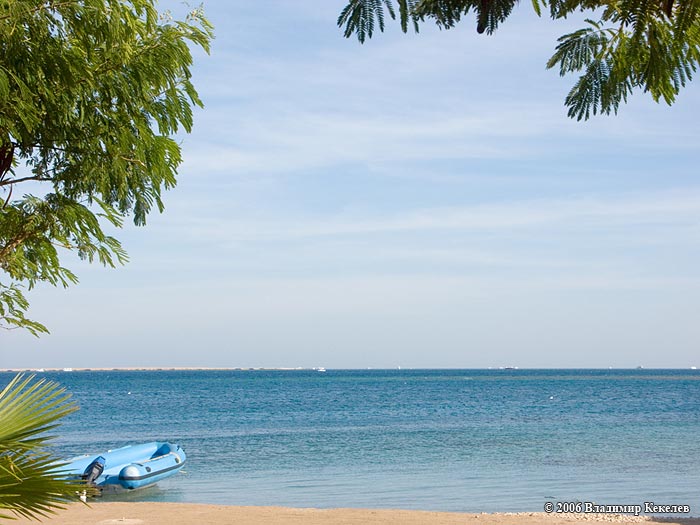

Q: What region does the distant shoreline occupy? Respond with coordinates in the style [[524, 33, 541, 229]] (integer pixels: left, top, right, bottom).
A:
[[1, 367, 311, 372], [2, 367, 699, 372]]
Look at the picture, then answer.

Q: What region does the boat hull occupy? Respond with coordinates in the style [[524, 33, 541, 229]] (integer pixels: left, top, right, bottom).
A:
[[61, 442, 186, 493]]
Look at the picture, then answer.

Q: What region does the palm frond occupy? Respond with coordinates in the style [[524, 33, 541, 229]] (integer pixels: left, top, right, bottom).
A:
[[0, 374, 78, 453], [0, 374, 81, 521], [0, 451, 82, 520]]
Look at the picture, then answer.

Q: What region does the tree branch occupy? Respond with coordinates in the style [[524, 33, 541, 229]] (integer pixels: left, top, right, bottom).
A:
[[2, 184, 12, 209], [0, 231, 34, 265], [0, 175, 52, 188]]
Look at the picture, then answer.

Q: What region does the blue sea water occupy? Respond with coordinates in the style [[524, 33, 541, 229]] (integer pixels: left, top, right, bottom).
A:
[[2, 368, 699, 513]]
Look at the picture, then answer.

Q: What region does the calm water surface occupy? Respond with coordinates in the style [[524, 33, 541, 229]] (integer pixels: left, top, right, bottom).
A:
[[2, 369, 699, 512]]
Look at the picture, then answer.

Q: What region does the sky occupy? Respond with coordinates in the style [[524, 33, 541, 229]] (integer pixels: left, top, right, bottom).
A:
[[2, 1, 699, 369]]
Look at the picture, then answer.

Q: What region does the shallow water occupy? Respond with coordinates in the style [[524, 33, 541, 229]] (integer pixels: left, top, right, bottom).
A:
[[3, 369, 699, 512]]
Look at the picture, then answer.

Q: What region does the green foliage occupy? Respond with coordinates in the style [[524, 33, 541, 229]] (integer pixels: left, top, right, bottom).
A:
[[0, 374, 80, 520], [0, 283, 49, 336], [338, 0, 392, 42], [0, 0, 213, 334], [337, 0, 700, 119]]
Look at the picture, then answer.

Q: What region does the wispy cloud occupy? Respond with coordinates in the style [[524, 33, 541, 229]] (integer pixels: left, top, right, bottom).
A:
[[181, 105, 564, 178], [155, 187, 700, 243]]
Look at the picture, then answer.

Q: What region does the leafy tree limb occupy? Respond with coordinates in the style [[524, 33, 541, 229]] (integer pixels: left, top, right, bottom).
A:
[[337, 0, 700, 119], [0, 0, 213, 333]]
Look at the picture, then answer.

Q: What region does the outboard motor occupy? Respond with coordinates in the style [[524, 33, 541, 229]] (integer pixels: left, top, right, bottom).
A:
[[82, 456, 106, 486]]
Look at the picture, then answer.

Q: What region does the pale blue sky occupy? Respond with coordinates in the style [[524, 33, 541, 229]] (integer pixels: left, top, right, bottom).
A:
[[3, 1, 699, 369]]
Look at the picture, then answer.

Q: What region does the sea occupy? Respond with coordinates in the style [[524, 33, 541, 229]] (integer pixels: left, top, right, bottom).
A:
[[1, 368, 699, 514]]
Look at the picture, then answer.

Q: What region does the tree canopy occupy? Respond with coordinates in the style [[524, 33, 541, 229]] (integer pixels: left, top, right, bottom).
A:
[[0, 0, 213, 334], [337, 0, 700, 120]]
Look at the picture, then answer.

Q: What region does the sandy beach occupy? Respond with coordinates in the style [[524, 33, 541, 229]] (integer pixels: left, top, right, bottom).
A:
[[6, 503, 700, 525]]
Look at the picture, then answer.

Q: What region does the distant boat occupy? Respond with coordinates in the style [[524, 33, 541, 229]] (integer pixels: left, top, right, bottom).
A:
[[692, 366, 697, 370], [35, 368, 45, 373], [62, 368, 73, 372], [60, 442, 186, 497], [316, 367, 327, 373]]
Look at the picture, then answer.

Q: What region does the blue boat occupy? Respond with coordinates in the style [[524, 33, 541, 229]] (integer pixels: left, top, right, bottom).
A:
[[60, 442, 186, 495]]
